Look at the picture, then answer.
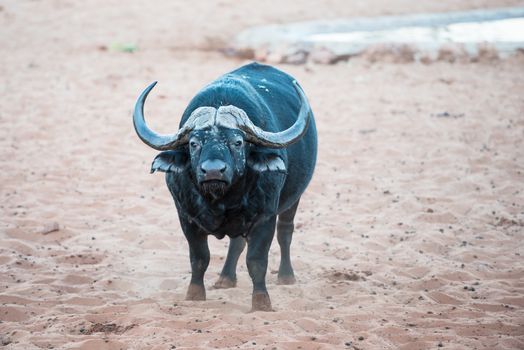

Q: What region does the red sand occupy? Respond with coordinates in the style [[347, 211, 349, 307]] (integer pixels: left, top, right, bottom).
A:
[[1, 1, 523, 349]]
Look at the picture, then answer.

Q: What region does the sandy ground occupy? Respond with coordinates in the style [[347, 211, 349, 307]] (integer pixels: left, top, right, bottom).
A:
[[1, 1, 524, 349]]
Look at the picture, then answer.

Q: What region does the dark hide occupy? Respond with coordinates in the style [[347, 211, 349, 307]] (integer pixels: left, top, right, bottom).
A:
[[164, 151, 287, 239]]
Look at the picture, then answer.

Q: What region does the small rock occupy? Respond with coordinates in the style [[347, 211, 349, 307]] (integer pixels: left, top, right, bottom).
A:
[[39, 222, 60, 235], [475, 43, 499, 62], [437, 43, 468, 63], [362, 44, 415, 63], [310, 47, 338, 64], [283, 50, 308, 64]]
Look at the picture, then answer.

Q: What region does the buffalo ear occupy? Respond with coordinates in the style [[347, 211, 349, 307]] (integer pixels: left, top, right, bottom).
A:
[[151, 150, 188, 173], [248, 152, 287, 173]]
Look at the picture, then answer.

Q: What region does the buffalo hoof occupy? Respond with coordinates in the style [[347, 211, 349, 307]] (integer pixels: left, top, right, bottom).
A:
[[251, 291, 273, 312], [186, 283, 206, 301], [213, 275, 237, 289], [277, 275, 296, 285]]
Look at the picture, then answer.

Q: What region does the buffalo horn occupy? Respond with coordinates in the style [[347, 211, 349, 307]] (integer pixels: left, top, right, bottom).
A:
[[133, 82, 192, 150], [239, 80, 311, 148]]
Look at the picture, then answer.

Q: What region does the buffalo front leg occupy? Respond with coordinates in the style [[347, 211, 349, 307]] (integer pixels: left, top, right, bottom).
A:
[[246, 216, 276, 311], [214, 236, 246, 289], [181, 219, 210, 301], [277, 200, 300, 285]]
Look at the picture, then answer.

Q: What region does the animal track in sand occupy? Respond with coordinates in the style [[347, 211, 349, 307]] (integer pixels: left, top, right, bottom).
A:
[[324, 269, 372, 282], [80, 322, 137, 335], [54, 253, 105, 265]]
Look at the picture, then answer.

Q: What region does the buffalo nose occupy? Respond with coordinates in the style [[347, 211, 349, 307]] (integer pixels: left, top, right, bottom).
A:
[[200, 159, 227, 180]]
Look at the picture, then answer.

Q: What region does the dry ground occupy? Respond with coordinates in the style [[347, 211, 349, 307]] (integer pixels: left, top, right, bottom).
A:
[[1, 1, 523, 349]]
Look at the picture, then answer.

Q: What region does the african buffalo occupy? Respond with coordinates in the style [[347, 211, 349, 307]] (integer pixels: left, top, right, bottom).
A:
[[133, 62, 317, 311]]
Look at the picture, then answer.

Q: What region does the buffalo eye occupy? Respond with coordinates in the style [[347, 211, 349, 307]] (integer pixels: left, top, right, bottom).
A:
[[234, 139, 243, 147], [190, 140, 199, 149]]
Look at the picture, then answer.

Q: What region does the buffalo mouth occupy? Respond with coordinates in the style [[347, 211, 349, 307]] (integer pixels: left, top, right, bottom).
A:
[[199, 180, 228, 199]]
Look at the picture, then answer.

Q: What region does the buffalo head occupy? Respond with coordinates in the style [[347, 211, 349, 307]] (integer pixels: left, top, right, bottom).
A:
[[133, 81, 310, 200]]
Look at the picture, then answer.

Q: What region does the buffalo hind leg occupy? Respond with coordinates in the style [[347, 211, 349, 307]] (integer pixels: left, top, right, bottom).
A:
[[246, 216, 276, 311], [181, 219, 210, 301], [214, 236, 246, 289], [277, 200, 300, 285]]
